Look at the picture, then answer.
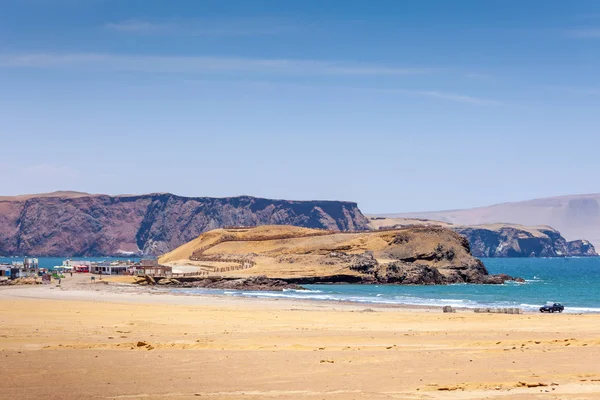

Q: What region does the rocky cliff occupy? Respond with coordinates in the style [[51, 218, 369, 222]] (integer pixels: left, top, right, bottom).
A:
[[367, 217, 598, 258], [160, 225, 522, 285], [0, 192, 369, 257], [566, 239, 598, 257], [380, 193, 600, 249], [454, 225, 598, 258]]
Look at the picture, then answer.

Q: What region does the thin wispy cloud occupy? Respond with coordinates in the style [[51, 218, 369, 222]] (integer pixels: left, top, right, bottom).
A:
[[184, 79, 503, 106], [413, 90, 501, 105], [549, 86, 600, 96], [106, 20, 160, 33], [0, 52, 495, 106], [105, 18, 297, 37], [464, 73, 489, 79], [567, 28, 600, 38], [389, 89, 502, 106], [576, 13, 600, 20], [0, 52, 432, 76]]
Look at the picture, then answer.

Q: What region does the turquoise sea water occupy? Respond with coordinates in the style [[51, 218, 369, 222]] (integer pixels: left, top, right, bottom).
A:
[[2, 256, 598, 313], [0, 256, 141, 269], [177, 257, 600, 313]]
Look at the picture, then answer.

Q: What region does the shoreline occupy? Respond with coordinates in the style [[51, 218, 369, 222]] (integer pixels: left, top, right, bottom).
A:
[[2, 276, 600, 399], [2, 278, 596, 315], [0, 282, 447, 313]]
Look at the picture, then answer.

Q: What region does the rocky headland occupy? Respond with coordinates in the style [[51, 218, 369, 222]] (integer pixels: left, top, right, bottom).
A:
[[368, 217, 598, 258], [0, 192, 368, 257], [158, 225, 521, 285], [454, 225, 598, 258], [378, 193, 600, 249]]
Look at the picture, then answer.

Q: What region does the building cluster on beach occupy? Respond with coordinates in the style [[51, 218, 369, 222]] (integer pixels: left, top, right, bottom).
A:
[[56, 259, 173, 277], [0, 258, 41, 280], [0, 258, 173, 281]]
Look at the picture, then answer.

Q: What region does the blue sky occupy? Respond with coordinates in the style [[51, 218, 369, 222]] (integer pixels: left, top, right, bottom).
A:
[[1, 0, 600, 213]]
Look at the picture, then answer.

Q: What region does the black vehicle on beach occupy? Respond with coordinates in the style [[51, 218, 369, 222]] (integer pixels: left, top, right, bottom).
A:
[[539, 302, 564, 313]]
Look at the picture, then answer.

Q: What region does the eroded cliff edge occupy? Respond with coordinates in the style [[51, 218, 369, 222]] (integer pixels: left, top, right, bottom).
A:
[[368, 217, 598, 258], [453, 226, 598, 258], [159, 225, 521, 285], [0, 193, 368, 256]]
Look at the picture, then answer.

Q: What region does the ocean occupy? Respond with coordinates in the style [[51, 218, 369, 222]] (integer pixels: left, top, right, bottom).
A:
[[0, 256, 142, 269], [2, 256, 598, 313], [175, 257, 600, 313]]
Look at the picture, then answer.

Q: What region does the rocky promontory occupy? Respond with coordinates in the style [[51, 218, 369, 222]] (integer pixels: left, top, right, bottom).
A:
[[0, 192, 368, 257], [566, 239, 598, 257], [159, 225, 521, 285], [367, 217, 598, 258], [453, 225, 599, 258]]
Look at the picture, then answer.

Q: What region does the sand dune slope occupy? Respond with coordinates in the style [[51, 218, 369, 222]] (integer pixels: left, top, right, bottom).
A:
[[159, 225, 500, 283]]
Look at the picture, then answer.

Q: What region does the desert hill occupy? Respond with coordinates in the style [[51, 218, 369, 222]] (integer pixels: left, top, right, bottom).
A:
[[159, 225, 519, 285], [380, 193, 600, 248], [0, 191, 95, 201], [0, 193, 368, 256], [367, 217, 597, 258]]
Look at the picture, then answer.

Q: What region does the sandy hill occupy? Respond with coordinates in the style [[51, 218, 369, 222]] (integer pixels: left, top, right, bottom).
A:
[[159, 225, 517, 284], [375, 193, 600, 248], [0, 191, 94, 201]]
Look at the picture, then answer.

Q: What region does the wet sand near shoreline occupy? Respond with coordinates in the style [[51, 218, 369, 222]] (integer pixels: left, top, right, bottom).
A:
[[1, 277, 599, 399]]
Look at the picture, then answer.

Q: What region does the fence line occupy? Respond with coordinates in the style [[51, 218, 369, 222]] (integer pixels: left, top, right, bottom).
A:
[[185, 225, 439, 276]]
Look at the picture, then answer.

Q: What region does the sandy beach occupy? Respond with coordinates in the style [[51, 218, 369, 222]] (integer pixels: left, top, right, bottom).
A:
[[1, 276, 600, 400]]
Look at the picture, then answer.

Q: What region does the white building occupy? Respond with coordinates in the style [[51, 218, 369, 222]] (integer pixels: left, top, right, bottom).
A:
[[90, 263, 129, 275], [63, 260, 92, 267]]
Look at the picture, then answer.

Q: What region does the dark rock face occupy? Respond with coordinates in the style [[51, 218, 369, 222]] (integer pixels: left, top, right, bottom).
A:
[[173, 275, 303, 291], [374, 262, 446, 285], [567, 240, 598, 257], [333, 246, 518, 285], [372, 258, 518, 286], [454, 227, 598, 258], [327, 251, 379, 274], [0, 194, 369, 257]]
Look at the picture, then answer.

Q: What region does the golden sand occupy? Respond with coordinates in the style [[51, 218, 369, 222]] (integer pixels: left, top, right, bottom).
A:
[[0, 285, 599, 399], [158, 225, 480, 280]]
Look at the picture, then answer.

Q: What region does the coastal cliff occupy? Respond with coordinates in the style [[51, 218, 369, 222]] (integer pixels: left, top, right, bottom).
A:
[[453, 225, 598, 258], [367, 217, 598, 258], [0, 192, 368, 257], [159, 225, 521, 285], [378, 193, 600, 250]]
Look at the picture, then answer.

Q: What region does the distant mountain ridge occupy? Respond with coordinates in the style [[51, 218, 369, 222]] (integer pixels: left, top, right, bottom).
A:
[[0, 192, 368, 257], [367, 217, 597, 258], [454, 225, 597, 258], [379, 193, 600, 249]]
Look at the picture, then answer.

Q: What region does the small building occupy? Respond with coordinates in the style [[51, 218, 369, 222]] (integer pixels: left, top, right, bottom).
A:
[[0, 264, 12, 279], [63, 260, 91, 268], [139, 259, 159, 267], [133, 260, 172, 278], [10, 258, 39, 278], [24, 258, 39, 270], [90, 262, 129, 275]]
